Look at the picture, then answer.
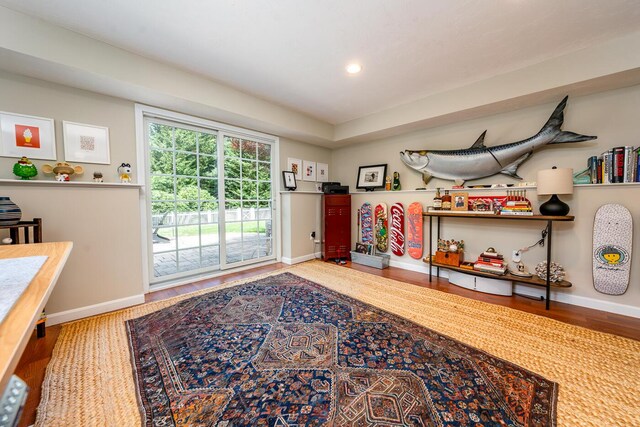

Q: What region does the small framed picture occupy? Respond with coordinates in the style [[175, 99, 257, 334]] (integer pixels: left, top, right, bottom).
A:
[[287, 157, 302, 180], [303, 160, 316, 181], [452, 192, 469, 211], [356, 164, 387, 191], [63, 121, 111, 164], [355, 242, 369, 254], [0, 111, 56, 160], [317, 162, 328, 182], [282, 171, 297, 190]]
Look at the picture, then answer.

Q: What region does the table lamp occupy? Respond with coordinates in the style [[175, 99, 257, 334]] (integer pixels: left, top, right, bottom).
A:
[[536, 167, 573, 216]]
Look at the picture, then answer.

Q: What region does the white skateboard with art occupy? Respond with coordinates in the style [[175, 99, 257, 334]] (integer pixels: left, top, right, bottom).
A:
[[593, 204, 633, 295]]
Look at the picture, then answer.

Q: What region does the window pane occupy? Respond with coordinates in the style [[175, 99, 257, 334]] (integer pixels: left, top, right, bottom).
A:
[[258, 182, 271, 200], [151, 176, 174, 200], [153, 226, 176, 252], [202, 245, 220, 268], [257, 143, 271, 162], [225, 179, 241, 200], [150, 150, 174, 175], [241, 160, 257, 180], [176, 177, 197, 198], [201, 224, 219, 245], [178, 248, 201, 272], [258, 239, 272, 257], [149, 123, 173, 149], [199, 155, 217, 177], [257, 162, 270, 181], [175, 152, 197, 176], [225, 242, 243, 264], [224, 156, 240, 178], [242, 179, 257, 200], [177, 225, 199, 249], [241, 139, 256, 159], [199, 179, 218, 200], [199, 132, 216, 155], [175, 128, 197, 152], [224, 137, 241, 157], [154, 253, 177, 277]]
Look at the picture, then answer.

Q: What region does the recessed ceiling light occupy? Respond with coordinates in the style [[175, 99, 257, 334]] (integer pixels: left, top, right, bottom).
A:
[[346, 63, 362, 74]]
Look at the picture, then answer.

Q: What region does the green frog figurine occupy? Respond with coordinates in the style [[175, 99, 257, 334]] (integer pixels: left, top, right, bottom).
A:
[[13, 156, 38, 180]]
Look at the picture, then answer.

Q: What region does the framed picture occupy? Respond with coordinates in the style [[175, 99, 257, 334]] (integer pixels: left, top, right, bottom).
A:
[[356, 164, 387, 191], [287, 157, 302, 180], [317, 162, 329, 182], [0, 111, 56, 160], [303, 160, 316, 181], [355, 243, 369, 254], [282, 171, 297, 190], [452, 192, 469, 211], [63, 121, 111, 164]]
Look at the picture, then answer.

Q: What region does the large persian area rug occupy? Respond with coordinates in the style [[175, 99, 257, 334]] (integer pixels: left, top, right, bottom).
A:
[[127, 272, 556, 426], [37, 261, 640, 426]]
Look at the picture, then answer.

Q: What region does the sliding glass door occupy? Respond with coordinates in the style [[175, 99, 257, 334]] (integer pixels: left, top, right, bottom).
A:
[[144, 114, 276, 286]]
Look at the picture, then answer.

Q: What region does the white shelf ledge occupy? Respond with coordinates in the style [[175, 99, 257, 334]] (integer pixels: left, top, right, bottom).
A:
[[0, 179, 143, 188], [279, 191, 323, 194]]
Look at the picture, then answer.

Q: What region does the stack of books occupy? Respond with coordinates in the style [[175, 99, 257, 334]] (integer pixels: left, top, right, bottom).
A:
[[500, 200, 533, 216], [586, 146, 639, 184], [473, 250, 507, 275]]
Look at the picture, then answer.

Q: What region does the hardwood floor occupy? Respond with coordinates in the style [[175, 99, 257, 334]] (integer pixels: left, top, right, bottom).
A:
[[15, 260, 640, 426]]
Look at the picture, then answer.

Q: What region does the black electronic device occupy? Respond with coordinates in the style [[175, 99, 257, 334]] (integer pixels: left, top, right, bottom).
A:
[[325, 185, 349, 194], [321, 182, 340, 193]]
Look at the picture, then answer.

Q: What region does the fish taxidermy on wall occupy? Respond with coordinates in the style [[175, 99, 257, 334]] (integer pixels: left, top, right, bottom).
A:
[[399, 96, 596, 185]]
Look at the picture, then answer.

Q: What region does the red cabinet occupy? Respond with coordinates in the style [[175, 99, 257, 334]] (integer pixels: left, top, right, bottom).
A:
[[323, 195, 351, 260]]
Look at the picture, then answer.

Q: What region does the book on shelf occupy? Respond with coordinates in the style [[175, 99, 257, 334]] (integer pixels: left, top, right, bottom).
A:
[[473, 264, 507, 274], [480, 251, 503, 259], [611, 146, 626, 183], [499, 211, 534, 216], [475, 260, 505, 268]]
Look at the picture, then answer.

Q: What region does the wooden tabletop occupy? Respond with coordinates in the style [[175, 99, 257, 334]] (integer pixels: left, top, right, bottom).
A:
[[423, 211, 575, 221], [0, 242, 72, 393]]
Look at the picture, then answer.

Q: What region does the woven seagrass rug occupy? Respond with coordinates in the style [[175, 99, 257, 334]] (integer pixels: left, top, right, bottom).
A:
[[127, 272, 557, 426], [37, 261, 640, 426]]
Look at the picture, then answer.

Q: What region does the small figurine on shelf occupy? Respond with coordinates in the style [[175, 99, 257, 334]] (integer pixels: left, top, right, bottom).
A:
[[118, 163, 133, 183], [12, 156, 38, 180], [42, 162, 84, 182], [385, 175, 391, 191], [392, 171, 401, 191], [93, 171, 104, 183]]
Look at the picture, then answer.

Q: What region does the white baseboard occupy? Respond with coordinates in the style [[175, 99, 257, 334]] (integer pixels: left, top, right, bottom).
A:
[[282, 252, 321, 265], [46, 294, 146, 325], [393, 263, 640, 319]]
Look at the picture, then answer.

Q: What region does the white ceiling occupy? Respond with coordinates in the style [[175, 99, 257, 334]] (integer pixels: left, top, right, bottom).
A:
[[1, 0, 640, 125]]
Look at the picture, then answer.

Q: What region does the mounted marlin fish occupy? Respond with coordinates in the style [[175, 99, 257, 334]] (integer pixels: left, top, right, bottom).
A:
[[400, 96, 596, 185]]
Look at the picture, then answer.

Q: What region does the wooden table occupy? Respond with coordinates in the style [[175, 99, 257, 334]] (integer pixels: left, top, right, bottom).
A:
[[0, 242, 72, 394], [423, 211, 574, 310]]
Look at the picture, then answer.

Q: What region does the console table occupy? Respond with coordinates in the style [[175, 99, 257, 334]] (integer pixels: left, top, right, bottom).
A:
[[423, 212, 574, 310]]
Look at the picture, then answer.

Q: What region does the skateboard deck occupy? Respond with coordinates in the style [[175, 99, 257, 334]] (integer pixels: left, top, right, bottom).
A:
[[389, 203, 405, 256], [360, 203, 373, 244], [374, 203, 388, 252], [407, 202, 423, 259], [593, 204, 633, 295]]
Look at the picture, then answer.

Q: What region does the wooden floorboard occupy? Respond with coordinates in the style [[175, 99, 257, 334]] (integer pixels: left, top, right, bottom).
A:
[[15, 260, 640, 426]]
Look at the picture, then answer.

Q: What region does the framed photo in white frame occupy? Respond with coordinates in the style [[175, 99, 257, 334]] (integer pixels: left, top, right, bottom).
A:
[[63, 121, 111, 164], [303, 160, 316, 181], [287, 157, 302, 180], [317, 162, 328, 182], [0, 111, 56, 160]]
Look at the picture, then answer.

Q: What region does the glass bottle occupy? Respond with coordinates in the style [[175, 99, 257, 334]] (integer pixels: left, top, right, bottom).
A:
[[441, 190, 452, 210], [432, 188, 442, 210]]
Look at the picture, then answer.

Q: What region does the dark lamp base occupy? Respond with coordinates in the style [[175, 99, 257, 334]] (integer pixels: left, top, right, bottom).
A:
[[539, 194, 570, 216]]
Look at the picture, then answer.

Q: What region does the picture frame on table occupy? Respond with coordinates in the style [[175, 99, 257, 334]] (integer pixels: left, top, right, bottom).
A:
[[356, 164, 387, 191], [303, 160, 316, 181], [0, 111, 57, 160], [282, 171, 297, 190], [355, 243, 369, 254], [316, 162, 328, 182], [63, 121, 111, 164], [452, 192, 469, 211], [287, 157, 302, 180]]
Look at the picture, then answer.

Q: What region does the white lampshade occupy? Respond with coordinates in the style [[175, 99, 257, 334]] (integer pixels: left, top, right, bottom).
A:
[[536, 167, 574, 195]]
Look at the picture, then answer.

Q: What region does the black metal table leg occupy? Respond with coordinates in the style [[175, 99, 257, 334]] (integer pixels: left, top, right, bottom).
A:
[[545, 220, 553, 310], [428, 215, 433, 282], [436, 217, 441, 278]]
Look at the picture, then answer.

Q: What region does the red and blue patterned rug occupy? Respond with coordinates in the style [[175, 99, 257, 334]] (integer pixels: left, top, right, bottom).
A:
[[127, 272, 557, 426]]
